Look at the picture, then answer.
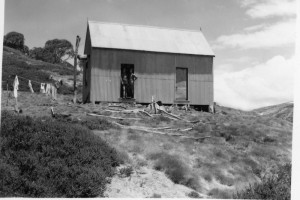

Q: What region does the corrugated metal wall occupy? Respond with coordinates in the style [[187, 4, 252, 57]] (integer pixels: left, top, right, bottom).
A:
[[87, 48, 213, 105]]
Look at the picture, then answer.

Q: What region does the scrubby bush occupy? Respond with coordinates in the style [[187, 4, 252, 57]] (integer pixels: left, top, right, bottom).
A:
[[0, 111, 121, 197], [234, 163, 291, 200], [263, 136, 276, 143], [115, 149, 131, 165], [187, 191, 200, 198], [215, 171, 234, 186], [73, 116, 116, 130], [193, 123, 212, 133], [119, 166, 134, 177], [209, 188, 232, 199], [148, 115, 171, 125], [203, 174, 212, 182], [51, 115, 116, 131], [150, 193, 162, 198], [148, 152, 200, 190]]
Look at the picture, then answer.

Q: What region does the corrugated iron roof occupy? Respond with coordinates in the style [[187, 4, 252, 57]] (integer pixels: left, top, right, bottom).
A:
[[88, 21, 215, 56]]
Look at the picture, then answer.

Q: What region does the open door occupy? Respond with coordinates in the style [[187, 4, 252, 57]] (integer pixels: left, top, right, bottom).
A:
[[120, 64, 135, 99], [175, 67, 188, 100]]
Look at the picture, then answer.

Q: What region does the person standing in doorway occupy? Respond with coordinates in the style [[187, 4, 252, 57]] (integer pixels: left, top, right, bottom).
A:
[[121, 69, 128, 98], [128, 68, 137, 98]]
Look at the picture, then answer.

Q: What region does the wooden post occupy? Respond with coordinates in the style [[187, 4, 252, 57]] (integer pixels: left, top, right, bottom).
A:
[[6, 80, 9, 106], [15, 97, 18, 112], [73, 35, 81, 104]]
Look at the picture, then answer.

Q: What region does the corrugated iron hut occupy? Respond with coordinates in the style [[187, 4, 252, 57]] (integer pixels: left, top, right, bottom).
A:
[[83, 21, 215, 109]]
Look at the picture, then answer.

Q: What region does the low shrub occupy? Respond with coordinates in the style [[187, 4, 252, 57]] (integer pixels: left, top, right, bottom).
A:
[[127, 132, 141, 141], [234, 163, 291, 200], [162, 143, 174, 151], [52, 116, 116, 131], [263, 136, 276, 143], [74, 116, 116, 130], [215, 171, 234, 186], [116, 119, 131, 126], [136, 157, 148, 167], [147, 152, 167, 161], [150, 193, 162, 198], [219, 131, 234, 141], [203, 173, 212, 182], [187, 191, 200, 198], [0, 111, 121, 197], [152, 154, 186, 182], [115, 149, 131, 165], [119, 166, 134, 177], [193, 123, 212, 133], [208, 188, 232, 199], [149, 152, 200, 190], [148, 115, 171, 125], [129, 144, 144, 154]]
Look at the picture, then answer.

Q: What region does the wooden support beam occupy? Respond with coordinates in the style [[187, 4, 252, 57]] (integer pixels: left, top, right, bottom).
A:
[[73, 35, 81, 104]]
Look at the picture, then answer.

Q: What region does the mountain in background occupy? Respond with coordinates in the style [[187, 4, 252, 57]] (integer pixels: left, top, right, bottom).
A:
[[253, 102, 293, 123]]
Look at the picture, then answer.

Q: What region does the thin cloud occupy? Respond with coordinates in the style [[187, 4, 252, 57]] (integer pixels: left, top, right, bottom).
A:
[[213, 19, 296, 49], [243, 24, 265, 31], [242, 0, 296, 19], [215, 55, 295, 110]]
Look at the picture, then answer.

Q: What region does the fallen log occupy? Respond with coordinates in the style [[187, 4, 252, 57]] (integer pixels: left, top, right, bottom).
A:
[[122, 109, 140, 114], [111, 121, 166, 135], [87, 113, 142, 120], [110, 121, 212, 141], [108, 105, 127, 109], [171, 135, 212, 140], [165, 127, 192, 132], [151, 126, 172, 130], [180, 128, 193, 132], [157, 108, 199, 123], [157, 108, 182, 120], [161, 114, 179, 121], [104, 109, 122, 113], [139, 110, 153, 117]]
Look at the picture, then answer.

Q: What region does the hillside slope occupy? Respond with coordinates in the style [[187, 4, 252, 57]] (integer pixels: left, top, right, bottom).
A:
[[253, 102, 293, 122], [2, 46, 82, 94], [1, 91, 292, 198]]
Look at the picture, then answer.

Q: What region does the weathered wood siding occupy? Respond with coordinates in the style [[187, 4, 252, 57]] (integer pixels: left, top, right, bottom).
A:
[[82, 27, 92, 102], [87, 48, 213, 105]]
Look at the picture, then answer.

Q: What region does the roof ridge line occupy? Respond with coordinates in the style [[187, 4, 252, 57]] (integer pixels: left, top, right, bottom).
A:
[[88, 20, 203, 33]]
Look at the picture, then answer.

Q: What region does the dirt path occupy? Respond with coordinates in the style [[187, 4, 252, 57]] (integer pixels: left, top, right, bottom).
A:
[[104, 165, 207, 198]]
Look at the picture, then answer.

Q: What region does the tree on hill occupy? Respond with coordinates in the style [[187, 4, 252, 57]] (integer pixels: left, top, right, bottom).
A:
[[29, 39, 75, 64], [3, 31, 25, 51], [23, 45, 29, 55], [29, 47, 56, 63], [44, 39, 74, 63]]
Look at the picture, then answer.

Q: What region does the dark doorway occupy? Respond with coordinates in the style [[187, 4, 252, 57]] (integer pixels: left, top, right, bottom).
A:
[[175, 67, 188, 100], [120, 64, 135, 99]]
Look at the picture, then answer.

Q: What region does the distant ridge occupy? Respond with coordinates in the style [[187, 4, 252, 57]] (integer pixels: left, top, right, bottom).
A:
[[253, 102, 293, 122]]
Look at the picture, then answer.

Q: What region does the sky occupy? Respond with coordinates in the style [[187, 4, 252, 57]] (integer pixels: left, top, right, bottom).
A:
[[3, 0, 297, 110]]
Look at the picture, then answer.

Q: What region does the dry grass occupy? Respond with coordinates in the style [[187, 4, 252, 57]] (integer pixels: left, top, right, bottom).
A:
[[1, 91, 292, 198]]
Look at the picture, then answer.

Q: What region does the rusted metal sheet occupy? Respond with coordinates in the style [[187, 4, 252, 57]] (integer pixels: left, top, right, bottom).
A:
[[88, 21, 215, 56]]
